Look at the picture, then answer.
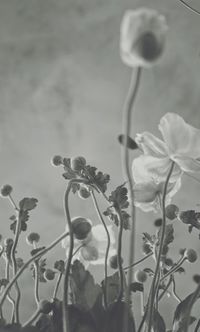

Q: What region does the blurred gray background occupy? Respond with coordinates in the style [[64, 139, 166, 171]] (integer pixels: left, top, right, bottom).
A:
[[0, 0, 200, 328]]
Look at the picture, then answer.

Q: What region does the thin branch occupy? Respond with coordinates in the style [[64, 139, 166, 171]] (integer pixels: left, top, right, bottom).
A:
[[178, 0, 200, 15]]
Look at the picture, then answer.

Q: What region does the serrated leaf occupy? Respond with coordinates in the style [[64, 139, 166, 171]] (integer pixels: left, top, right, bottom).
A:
[[109, 184, 129, 210], [83, 165, 110, 193], [130, 282, 144, 293], [172, 293, 197, 332], [19, 197, 38, 211], [118, 134, 138, 150], [70, 260, 102, 310]]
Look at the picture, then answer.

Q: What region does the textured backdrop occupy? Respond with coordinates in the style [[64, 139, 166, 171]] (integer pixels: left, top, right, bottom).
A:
[[0, 0, 200, 326]]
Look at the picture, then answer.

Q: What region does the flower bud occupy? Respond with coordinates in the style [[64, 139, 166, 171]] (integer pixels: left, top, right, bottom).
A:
[[38, 300, 53, 314], [70, 156, 86, 171], [193, 274, 200, 284], [134, 270, 148, 283], [51, 155, 63, 166], [165, 204, 179, 220], [78, 186, 90, 199], [0, 184, 13, 197], [154, 218, 162, 227], [120, 8, 168, 68], [44, 269, 56, 281], [72, 217, 92, 240], [186, 249, 197, 263], [109, 255, 123, 270], [26, 232, 40, 245], [16, 258, 24, 269]]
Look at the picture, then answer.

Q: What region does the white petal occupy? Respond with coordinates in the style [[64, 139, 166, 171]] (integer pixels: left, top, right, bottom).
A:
[[132, 155, 181, 183], [159, 113, 200, 159], [134, 182, 158, 203], [92, 224, 115, 245], [173, 156, 200, 173], [135, 132, 168, 156]]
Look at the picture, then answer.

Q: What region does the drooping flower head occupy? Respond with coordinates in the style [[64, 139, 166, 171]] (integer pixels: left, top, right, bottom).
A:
[[62, 217, 116, 266], [132, 113, 200, 212], [120, 8, 168, 68]]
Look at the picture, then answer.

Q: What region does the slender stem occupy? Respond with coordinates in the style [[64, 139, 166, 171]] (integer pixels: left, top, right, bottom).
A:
[[195, 318, 200, 332], [147, 161, 175, 332], [53, 272, 63, 300], [116, 208, 124, 302], [158, 276, 172, 301], [122, 68, 142, 313], [123, 252, 153, 271], [10, 210, 21, 323], [91, 190, 110, 308], [184, 283, 200, 332], [33, 261, 40, 305], [62, 179, 85, 332], [0, 232, 69, 309], [160, 256, 186, 282], [22, 308, 41, 328], [5, 258, 16, 323], [8, 194, 19, 211], [171, 276, 181, 303], [178, 0, 200, 15]]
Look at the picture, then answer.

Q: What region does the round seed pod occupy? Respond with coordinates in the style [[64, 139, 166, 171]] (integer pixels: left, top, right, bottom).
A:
[[134, 270, 148, 283], [70, 156, 86, 171], [186, 249, 198, 263], [0, 184, 13, 197], [51, 155, 63, 166]]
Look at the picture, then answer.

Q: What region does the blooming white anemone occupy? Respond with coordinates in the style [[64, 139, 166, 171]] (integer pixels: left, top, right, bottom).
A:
[[120, 8, 168, 68], [133, 113, 200, 182], [62, 217, 116, 266], [134, 178, 181, 212]]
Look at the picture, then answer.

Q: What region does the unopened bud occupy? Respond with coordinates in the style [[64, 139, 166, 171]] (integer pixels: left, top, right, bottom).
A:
[[1, 185, 13, 197], [134, 270, 148, 283], [70, 156, 86, 171], [165, 204, 179, 220], [72, 217, 92, 240], [186, 249, 197, 263], [51, 155, 63, 166]]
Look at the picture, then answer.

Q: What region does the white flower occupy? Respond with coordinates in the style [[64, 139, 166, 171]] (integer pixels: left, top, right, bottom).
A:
[[120, 8, 168, 68], [134, 178, 181, 212], [62, 218, 116, 266], [133, 113, 200, 182]]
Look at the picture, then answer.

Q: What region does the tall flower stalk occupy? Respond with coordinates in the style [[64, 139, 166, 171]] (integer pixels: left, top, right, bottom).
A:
[[147, 161, 175, 331], [121, 67, 142, 318]]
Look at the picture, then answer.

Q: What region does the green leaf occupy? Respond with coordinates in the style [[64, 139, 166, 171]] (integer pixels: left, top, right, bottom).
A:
[[19, 197, 38, 211], [70, 260, 102, 310], [118, 134, 138, 150], [172, 293, 197, 331]]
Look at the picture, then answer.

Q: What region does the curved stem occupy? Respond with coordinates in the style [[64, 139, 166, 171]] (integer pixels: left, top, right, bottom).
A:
[[33, 261, 40, 305], [178, 0, 200, 15], [122, 68, 142, 312], [123, 252, 153, 271], [171, 276, 181, 303], [147, 161, 175, 332], [53, 272, 63, 300], [0, 232, 69, 309], [10, 211, 21, 323], [91, 190, 110, 308], [5, 258, 16, 323], [160, 256, 186, 282], [22, 308, 41, 328]]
